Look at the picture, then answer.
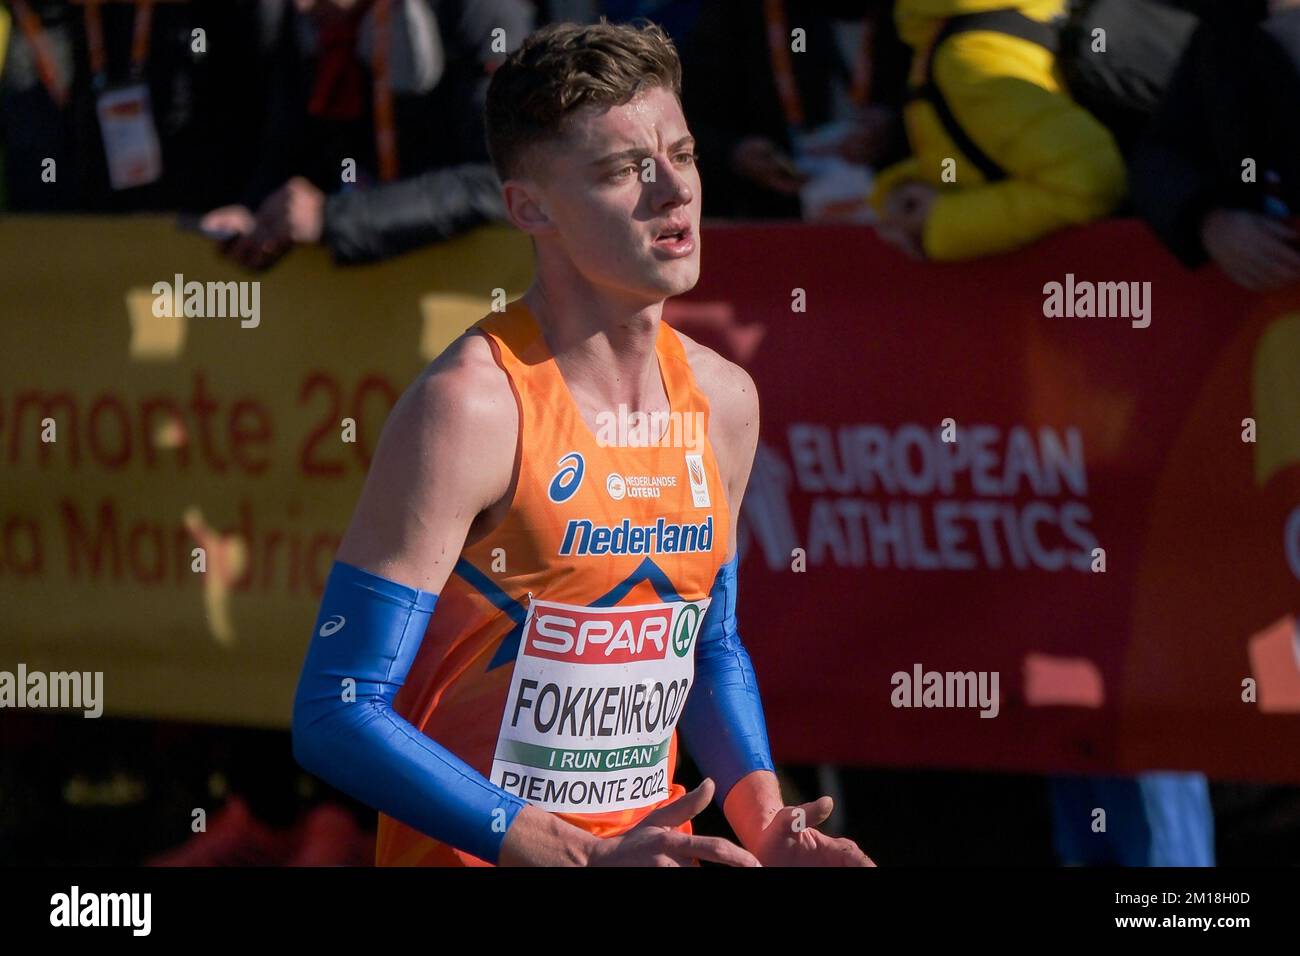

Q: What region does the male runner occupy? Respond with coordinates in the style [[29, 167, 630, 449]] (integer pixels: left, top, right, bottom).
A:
[[292, 19, 873, 867]]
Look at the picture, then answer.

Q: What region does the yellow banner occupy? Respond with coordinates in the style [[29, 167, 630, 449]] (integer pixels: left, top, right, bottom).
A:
[[0, 216, 533, 727]]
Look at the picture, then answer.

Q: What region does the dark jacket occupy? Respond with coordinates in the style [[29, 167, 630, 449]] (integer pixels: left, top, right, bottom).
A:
[[322, 162, 506, 262], [1130, 5, 1300, 267]]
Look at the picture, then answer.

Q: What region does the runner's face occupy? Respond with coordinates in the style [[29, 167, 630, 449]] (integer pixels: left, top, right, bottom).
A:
[[534, 86, 701, 303]]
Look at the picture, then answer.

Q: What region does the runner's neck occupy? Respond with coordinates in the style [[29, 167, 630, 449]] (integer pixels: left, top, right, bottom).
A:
[[519, 286, 670, 418]]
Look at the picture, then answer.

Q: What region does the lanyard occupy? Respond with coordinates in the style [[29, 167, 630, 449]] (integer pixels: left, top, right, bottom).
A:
[[370, 0, 399, 182], [11, 0, 68, 106], [850, 18, 875, 109], [763, 0, 804, 134], [763, 0, 875, 136], [82, 0, 155, 89], [13, 0, 164, 105]]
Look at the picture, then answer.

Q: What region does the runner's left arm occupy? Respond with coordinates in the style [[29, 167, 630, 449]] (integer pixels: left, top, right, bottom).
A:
[[677, 554, 776, 808], [677, 356, 777, 814], [678, 349, 868, 863]]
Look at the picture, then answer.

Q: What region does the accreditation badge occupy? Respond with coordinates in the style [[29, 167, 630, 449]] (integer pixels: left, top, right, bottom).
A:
[[95, 83, 163, 190]]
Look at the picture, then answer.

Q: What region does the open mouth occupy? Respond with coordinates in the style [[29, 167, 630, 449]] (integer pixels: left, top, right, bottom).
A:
[[652, 226, 695, 256]]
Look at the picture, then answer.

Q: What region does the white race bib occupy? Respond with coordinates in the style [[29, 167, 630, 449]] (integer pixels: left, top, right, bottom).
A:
[[490, 596, 710, 814]]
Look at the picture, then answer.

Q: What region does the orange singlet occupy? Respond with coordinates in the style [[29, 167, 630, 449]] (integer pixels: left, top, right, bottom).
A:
[[374, 300, 730, 866]]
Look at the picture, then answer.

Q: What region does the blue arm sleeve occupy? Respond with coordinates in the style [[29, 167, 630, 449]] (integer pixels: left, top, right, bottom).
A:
[[291, 560, 527, 864], [677, 555, 776, 809]]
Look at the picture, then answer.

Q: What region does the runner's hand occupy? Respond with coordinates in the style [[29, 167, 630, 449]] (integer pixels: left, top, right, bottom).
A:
[[747, 796, 875, 867], [585, 779, 761, 867]]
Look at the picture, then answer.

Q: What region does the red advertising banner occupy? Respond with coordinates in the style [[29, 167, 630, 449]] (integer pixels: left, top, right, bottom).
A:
[[669, 219, 1300, 782]]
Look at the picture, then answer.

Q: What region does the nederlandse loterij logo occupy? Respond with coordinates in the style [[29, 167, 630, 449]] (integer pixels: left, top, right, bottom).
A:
[[606, 473, 677, 500], [548, 452, 585, 503]]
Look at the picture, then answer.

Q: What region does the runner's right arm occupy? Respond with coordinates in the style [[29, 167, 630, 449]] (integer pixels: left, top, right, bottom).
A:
[[291, 334, 538, 863]]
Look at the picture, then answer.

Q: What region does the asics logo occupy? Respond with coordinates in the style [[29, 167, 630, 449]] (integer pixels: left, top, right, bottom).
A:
[[319, 615, 346, 637], [548, 452, 585, 503]]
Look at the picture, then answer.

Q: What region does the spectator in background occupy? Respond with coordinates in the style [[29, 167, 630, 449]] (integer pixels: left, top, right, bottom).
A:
[[870, 0, 1125, 261], [680, 1, 909, 221], [1130, 0, 1300, 292], [0, 0, 258, 213], [202, 0, 533, 269]]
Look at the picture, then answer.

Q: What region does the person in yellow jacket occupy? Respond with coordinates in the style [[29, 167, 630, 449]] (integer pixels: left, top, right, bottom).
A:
[[872, 0, 1126, 261]]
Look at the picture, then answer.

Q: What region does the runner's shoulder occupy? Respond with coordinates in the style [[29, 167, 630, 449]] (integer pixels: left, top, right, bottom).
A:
[[674, 328, 759, 447], [390, 328, 517, 461]]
